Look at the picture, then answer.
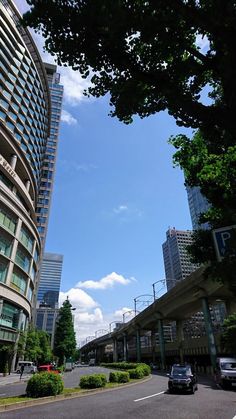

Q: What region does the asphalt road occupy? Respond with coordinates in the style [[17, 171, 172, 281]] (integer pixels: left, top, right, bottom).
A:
[[0, 366, 114, 398], [0, 369, 235, 419]]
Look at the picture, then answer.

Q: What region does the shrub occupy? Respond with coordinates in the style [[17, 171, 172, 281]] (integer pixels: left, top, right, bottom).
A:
[[139, 363, 151, 376], [109, 371, 118, 382], [109, 371, 130, 383], [26, 372, 64, 398], [127, 368, 138, 379], [80, 373, 107, 389]]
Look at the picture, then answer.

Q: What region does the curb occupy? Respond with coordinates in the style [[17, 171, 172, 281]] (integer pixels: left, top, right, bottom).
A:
[[0, 375, 152, 412]]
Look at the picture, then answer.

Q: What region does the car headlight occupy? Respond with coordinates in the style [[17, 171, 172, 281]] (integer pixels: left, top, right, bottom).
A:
[[186, 378, 191, 383]]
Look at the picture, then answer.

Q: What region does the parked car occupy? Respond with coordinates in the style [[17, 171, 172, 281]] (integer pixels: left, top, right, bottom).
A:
[[88, 358, 95, 366], [167, 364, 198, 394], [38, 364, 59, 374], [16, 361, 37, 374], [215, 357, 236, 389]]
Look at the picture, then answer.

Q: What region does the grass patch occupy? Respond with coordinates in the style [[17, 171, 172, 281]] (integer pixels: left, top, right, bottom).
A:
[[0, 396, 32, 405]]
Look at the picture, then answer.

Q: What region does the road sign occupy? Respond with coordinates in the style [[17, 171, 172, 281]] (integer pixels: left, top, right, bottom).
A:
[[212, 225, 236, 261]]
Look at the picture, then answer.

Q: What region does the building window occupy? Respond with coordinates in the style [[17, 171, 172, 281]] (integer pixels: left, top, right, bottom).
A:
[[19, 226, 34, 253], [15, 247, 30, 273], [27, 285, 33, 302], [0, 209, 17, 234], [11, 271, 27, 295], [0, 235, 12, 258], [0, 261, 8, 283], [0, 302, 20, 329]]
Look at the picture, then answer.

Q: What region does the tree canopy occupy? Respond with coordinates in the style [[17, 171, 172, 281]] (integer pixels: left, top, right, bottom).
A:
[[24, 328, 52, 365], [23, 1, 236, 137], [54, 298, 77, 365], [221, 313, 236, 354], [23, 1, 236, 285]]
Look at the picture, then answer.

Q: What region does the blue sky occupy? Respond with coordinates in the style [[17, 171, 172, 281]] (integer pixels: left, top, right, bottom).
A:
[[16, 0, 196, 344]]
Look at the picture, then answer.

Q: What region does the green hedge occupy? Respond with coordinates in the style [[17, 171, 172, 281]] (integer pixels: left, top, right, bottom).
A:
[[26, 372, 64, 398], [109, 371, 130, 383], [80, 373, 107, 389], [100, 362, 140, 370], [101, 362, 151, 379]]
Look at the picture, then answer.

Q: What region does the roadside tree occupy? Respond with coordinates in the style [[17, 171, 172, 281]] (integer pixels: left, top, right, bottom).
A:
[[54, 298, 77, 365]]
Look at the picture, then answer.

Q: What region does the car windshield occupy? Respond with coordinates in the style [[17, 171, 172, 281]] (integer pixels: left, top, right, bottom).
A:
[[172, 366, 191, 376], [221, 362, 236, 370]]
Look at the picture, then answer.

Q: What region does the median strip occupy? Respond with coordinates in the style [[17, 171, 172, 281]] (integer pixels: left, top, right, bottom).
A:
[[134, 391, 165, 402]]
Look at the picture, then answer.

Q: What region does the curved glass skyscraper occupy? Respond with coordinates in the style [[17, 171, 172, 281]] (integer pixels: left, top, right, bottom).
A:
[[0, 0, 51, 358]]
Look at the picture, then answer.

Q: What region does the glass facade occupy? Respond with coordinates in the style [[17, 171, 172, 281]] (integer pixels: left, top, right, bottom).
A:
[[0, 0, 50, 356], [37, 252, 63, 308], [0, 2, 49, 186], [36, 63, 63, 248], [186, 186, 210, 230]]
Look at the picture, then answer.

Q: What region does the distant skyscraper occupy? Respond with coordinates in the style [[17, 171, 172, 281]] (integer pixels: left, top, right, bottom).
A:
[[37, 252, 63, 308], [36, 63, 63, 249], [186, 186, 210, 230], [162, 227, 199, 290], [36, 252, 63, 347]]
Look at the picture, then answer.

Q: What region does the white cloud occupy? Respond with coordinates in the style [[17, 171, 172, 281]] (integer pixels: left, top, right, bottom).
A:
[[59, 288, 98, 310], [113, 307, 133, 317], [112, 204, 143, 219], [76, 272, 133, 290], [113, 205, 128, 214], [59, 159, 98, 173], [61, 110, 77, 125], [59, 284, 138, 345], [59, 67, 92, 106]]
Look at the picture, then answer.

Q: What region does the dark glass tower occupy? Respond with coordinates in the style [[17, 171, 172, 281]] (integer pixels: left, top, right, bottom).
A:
[[37, 252, 63, 308]]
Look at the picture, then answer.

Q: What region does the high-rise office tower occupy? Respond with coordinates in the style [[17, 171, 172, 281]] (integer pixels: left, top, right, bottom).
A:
[[162, 227, 199, 290], [186, 186, 210, 230], [36, 64, 63, 249], [35, 253, 63, 347], [37, 252, 63, 308], [0, 0, 51, 358]]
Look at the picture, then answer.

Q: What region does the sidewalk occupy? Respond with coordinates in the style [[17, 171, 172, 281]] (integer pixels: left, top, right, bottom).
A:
[[0, 373, 31, 386]]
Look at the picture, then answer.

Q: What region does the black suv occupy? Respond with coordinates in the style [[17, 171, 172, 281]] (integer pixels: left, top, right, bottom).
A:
[[167, 364, 198, 394]]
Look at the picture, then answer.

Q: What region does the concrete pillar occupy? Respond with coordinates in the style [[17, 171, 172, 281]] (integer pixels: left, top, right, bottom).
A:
[[136, 329, 141, 362], [176, 320, 184, 364], [113, 338, 118, 362], [158, 319, 166, 370], [151, 330, 156, 363], [10, 154, 17, 170], [123, 333, 128, 362], [201, 297, 217, 369]]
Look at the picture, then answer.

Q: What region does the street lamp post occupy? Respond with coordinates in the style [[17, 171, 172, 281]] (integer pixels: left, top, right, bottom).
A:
[[122, 309, 140, 323], [152, 278, 177, 300], [95, 329, 109, 338], [134, 294, 154, 315]]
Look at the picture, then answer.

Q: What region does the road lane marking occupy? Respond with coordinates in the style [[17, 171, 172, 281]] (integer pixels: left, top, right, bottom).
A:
[[232, 415, 236, 419], [134, 391, 165, 402]]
